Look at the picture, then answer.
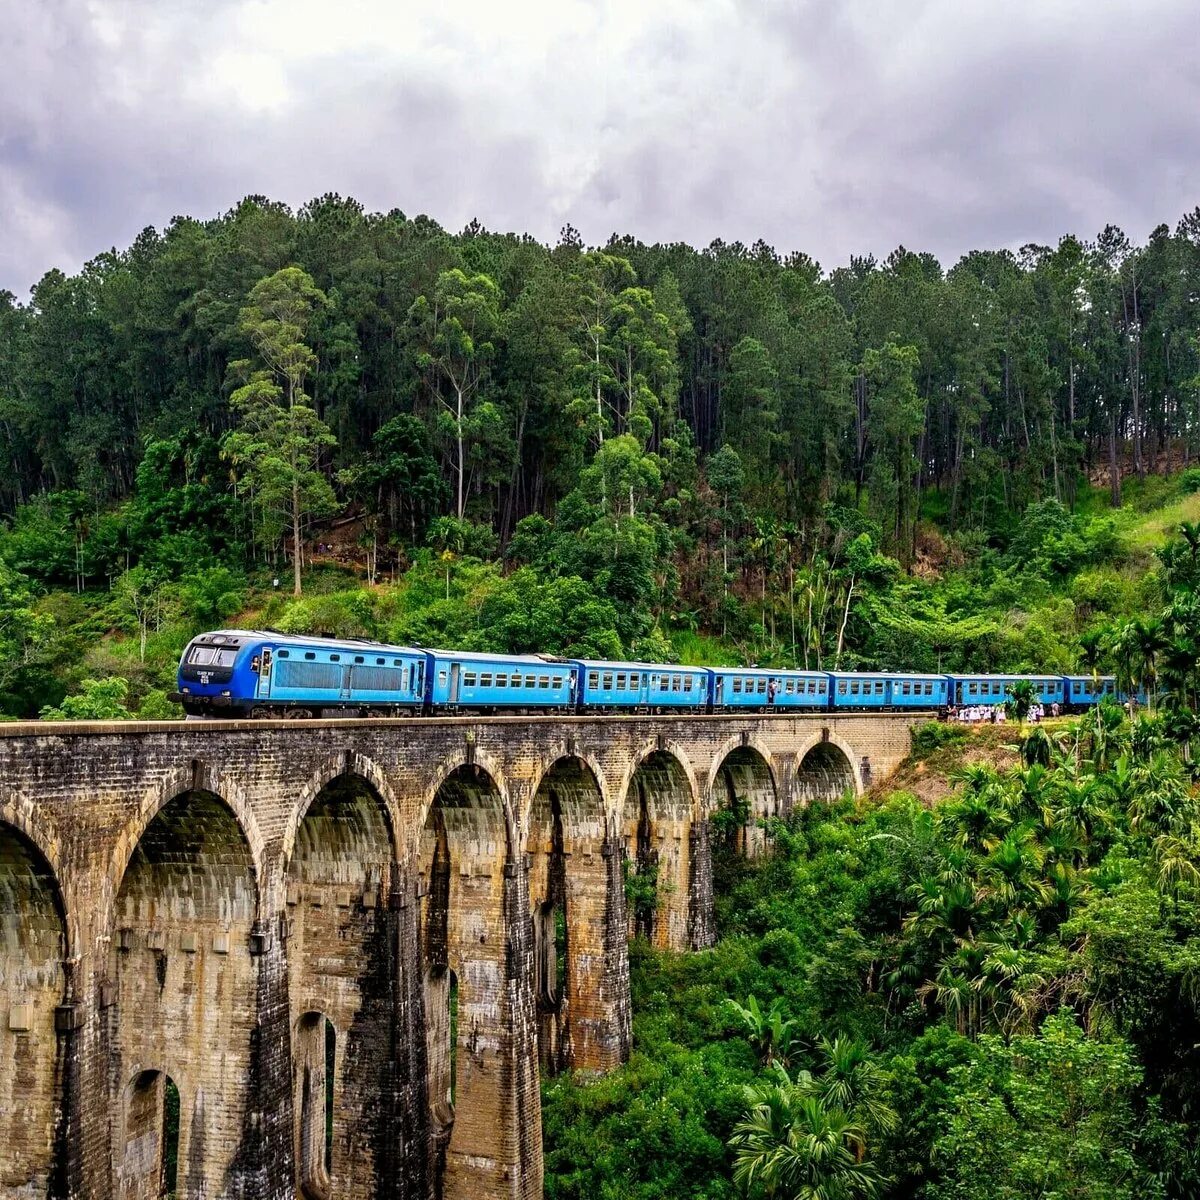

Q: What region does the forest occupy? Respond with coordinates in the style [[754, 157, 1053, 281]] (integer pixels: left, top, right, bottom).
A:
[[3, 194, 1200, 716], [3, 196, 1200, 1197]]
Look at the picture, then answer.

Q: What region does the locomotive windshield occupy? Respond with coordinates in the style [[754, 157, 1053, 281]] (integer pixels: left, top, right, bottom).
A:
[[189, 646, 238, 668]]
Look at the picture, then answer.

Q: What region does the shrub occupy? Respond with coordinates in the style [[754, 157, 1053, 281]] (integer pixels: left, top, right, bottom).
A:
[[911, 721, 968, 757]]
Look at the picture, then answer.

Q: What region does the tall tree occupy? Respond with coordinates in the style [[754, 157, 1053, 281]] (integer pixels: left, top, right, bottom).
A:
[[223, 266, 337, 594]]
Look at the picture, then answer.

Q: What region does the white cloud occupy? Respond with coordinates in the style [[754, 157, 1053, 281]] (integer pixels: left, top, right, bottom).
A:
[[1, 0, 1198, 294]]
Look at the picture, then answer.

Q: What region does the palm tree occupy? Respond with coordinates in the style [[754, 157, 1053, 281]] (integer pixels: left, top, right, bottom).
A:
[[1077, 628, 1105, 680], [730, 1075, 883, 1200], [1006, 679, 1036, 726], [1132, 616, 1166, 710], [1178, 519, 1200, 566], [812, 1037, 898, 1140], [1153, 830, 1200, 909], [727, 994, 800, 1068]]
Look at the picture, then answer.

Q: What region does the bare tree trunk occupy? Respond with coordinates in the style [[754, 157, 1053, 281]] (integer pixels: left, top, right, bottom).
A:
[[835, 576, 855, 668], [293, 475, 303, 595]]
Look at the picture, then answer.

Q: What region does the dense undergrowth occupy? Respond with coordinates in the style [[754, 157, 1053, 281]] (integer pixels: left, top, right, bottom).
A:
[[0, 467, 1194, 720], [543, 712, 1200, 1199]]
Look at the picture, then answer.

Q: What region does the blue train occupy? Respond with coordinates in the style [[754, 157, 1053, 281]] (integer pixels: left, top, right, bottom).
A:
[[170, 629, 1125, 719]]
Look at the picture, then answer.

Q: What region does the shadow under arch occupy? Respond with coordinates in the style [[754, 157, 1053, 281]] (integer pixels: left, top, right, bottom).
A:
[[795, 738, 859, 804], [620, 747, 696, 952], [525, 755, 614, 1073], [111, 786, 259, 1200], [708, 743, 778, 858], [286, 768, 399, 1198], [105, 765, 266, 944], [0, 820, 70, 1197], [280, 751, 402, 883], [420, 760, 536, 1198]]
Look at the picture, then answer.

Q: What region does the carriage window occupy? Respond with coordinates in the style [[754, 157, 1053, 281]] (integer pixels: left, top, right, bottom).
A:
[[875, 681, 884, 694], [496, 673, 507, 687], [278, 650, 290, 659], [402, 667, 410, 689], [377, 657, 385, 666], [355, 655, 365, 664], [439, 671, 447, 686], [464, 672, 477, 687], [732, 678, 742, 694], [480, 673, 492, 687], [838, 681, 847, 695], [851, 681, 861, 695], [589, 672, 599, 688], [306, 652, 317, 661], [523, 674, 534, 688], [603, 673, 613, 689], [538, 676, 550, 689]]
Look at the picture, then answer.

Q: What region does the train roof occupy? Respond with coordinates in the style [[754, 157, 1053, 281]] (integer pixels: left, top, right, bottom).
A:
[[710, 665, 828, 677], [424, 649, 568, 667], [947, 672, 1063, 681], [572, 659, 710, 672], [826, 670, 948, 680], [190, 629, 426, 656]]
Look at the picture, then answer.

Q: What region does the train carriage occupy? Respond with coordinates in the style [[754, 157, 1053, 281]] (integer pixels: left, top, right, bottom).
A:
[[573, 660, 709, 710], [885, 673, 950, 709], [948, 674, 1065, 708], [828, 673, 889, 709], [711, 667, 829, 711], [1064, 675, 1118, 710], [425, 650, 575, 712]]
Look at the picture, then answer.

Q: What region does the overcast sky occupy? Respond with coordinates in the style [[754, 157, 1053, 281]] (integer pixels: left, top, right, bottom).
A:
[[2, 0, 1199, 296]]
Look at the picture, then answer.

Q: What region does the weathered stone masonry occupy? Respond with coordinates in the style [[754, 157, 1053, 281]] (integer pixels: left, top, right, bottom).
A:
[[0, 711, 922, 1200]]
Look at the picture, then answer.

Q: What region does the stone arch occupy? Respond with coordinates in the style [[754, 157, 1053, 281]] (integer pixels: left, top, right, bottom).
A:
[[106, 764, 266, 941], [0, 820, 69, 1196], [620, 748, 697, 951], [281, 751, 402, 884], [794, 736, 860, 804], [707, 742, 778, 858], [418, 747, 515, 861], [420, 761, 534, 1198], [525, 756, 619, 1073], [110, 787, 259, 1200], [116, 1068, 181, 1200], [286, 769, 398, 1200]]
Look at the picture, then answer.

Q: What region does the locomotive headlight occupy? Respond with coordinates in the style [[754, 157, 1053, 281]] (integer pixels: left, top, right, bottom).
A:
[[182, 687, 191, 694], [221, 690, 231, 697]]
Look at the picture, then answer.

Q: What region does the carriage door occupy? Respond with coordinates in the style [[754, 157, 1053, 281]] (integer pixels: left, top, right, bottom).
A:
[[340, 659, 353, 701], [449, 663, 461, 704], [257, 649, 273, 699]]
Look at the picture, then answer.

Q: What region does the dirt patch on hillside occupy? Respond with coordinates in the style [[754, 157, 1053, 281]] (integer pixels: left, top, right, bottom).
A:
[[867, 723, 1027, 807]]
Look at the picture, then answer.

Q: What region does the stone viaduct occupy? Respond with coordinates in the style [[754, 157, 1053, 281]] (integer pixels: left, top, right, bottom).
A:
[[0, 710, 922, 1200]]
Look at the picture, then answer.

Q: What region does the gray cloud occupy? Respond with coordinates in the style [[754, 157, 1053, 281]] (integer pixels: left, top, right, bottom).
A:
[[1, 0, 1198, 295]]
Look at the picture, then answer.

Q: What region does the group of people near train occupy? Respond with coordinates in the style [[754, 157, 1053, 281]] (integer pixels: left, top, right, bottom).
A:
[[948, 700, 1060, 724]]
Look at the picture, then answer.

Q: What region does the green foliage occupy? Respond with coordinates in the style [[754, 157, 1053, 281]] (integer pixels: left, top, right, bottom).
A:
[[40, 676, 134, 720], [545, 711, 1200, 1199], [929, 1014, 1153, 1200], [910, 722, 968, 758]]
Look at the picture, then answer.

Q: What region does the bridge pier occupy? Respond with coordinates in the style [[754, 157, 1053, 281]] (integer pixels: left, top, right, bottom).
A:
[[0, 711, 920, 1199]]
